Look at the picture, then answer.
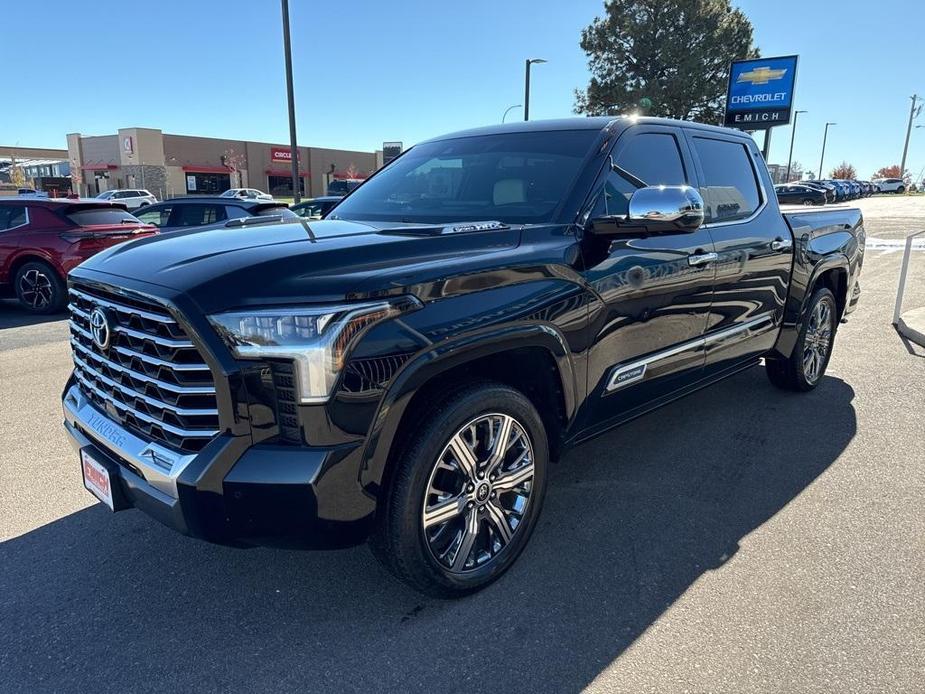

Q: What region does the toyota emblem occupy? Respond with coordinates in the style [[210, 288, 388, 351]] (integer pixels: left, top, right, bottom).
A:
[[89, 307, 113, 351]]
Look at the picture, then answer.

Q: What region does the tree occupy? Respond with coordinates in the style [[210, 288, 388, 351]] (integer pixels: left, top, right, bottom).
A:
[[788, 160, 805, 181], [872, 164, 907, 181], [8, 157, 27, 188], [69, 156, 83, 196], [830, 162, 857, 179], [574, 0, 759, 123], [222, 148, 246, 188]]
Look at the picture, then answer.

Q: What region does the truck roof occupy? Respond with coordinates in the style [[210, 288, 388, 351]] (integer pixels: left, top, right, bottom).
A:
[[422, 116, 752, 144]]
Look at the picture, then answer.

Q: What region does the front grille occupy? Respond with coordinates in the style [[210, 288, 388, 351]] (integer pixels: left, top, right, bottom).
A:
[[68, 284, 219, 452]]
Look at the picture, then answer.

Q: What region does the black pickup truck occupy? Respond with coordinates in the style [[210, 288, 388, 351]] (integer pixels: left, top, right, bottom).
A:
[[62, 117, 864, 597]]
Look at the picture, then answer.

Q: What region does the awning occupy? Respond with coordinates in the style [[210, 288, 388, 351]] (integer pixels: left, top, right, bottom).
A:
[[80, 163, 118, 171], [265, 168, 311, 177], [181, 165, 231, 174]]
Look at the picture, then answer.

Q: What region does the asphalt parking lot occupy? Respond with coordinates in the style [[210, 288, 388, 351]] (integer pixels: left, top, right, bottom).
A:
[[1, 197, 923, 693]]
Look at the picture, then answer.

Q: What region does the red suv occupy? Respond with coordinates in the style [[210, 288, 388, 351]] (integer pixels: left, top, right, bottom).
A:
[[0, 198, 157, 313]]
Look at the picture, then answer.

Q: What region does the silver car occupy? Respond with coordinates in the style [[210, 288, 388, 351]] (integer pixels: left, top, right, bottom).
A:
[[95, 189, 157, 210]]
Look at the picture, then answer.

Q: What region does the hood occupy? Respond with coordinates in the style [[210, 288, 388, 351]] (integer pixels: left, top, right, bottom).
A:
[[73, 218, 521, 314]]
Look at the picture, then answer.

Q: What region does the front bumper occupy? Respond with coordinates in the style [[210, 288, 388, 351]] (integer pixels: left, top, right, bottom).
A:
[[63, 383, 376, 548]]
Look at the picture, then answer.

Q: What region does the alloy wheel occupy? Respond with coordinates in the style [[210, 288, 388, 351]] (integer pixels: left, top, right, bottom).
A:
[[421, 413, 534, 574], [802, 298, 833, 384], [18, 269, 53, 310]]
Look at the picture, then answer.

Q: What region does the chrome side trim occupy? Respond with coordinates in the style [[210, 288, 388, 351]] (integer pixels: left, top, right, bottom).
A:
[[605, 313, 776, 392], [63, 384, 197, 499], [70, 338, 215, 394], [69, 288, 175, 323]]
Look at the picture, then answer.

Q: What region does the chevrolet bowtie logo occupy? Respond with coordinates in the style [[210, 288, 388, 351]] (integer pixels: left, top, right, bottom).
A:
[[737, 66, 787, 85]]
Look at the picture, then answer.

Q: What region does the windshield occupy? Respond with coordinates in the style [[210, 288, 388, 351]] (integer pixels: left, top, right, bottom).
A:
[[95, 191, 115, 199], [330, 130, 599, 225]]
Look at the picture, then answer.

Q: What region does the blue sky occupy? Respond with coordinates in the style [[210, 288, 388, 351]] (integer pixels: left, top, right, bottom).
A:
[[2, 0, 923, 179]]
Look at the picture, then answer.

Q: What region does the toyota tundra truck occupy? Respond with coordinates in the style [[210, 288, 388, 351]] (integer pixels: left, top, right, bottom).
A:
[[62, 117, 864, 597]]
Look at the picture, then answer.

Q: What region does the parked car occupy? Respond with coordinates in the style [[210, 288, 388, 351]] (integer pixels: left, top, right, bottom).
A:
[[326, 179, 363, 196], [0, 198, 156, 313], [220, 188, 274, 200], [819, 180, 848, 202], [801, 181, 836, 203], [290, 196, 342, 219], [63, 116, 864, 597], [133, 196, 298, 232], [16, 188, 49, 197], [872, 177, 906, 194], [775, 183, 827, 206], [95, 189, 157, 210]]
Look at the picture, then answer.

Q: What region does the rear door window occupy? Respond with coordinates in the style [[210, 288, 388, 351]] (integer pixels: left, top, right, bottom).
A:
[[172, 204, 227, 227], [0, 205, 28, 231], [135, 205, 173, 227], [691, 136, 762, 223], [66, 208, 139, 225]]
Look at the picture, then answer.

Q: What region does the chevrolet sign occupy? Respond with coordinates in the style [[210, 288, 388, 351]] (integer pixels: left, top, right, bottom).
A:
[[725, 55, 798, 130]]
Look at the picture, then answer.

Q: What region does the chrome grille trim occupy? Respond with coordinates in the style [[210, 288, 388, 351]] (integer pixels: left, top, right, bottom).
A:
[[69, 304, 194, 348], [72, 353, 219, 417], [72, 370, 220, 438], [68, 283, 219, 453], [69, 287, 175, 323], [69, 322, 208, 371], [69, 337, 216, 395]]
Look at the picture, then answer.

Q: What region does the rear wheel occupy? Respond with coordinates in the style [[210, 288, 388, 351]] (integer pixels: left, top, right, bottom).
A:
[[370, 382, 548, 597], [897, 185, 905, 194], [766, 287, 837, 392], [14, 261, 65, 314]]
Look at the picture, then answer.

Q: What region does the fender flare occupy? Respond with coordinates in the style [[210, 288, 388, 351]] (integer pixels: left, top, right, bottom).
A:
[[358, 322, 579, 493], [773, 253, 849, 358]]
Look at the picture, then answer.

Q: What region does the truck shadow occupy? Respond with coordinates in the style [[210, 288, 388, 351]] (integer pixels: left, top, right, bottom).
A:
[[0, 367, 856, 693], [0, 299, 67, 330]]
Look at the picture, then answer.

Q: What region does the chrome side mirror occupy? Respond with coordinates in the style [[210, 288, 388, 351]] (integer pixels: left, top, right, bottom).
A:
[[627, 185, 705, 230], [589, 185, 705, 236]]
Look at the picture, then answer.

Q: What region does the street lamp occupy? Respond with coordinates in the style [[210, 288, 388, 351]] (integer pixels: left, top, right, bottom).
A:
[[523, 58, 547, 121], [785, 110, 807, 183], [281, 0, 301, 203], [502, 105, 522, 123], [818, 122, 836, 180]]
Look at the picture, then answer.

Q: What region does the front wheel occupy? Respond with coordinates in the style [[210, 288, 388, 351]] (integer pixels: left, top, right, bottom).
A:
[[766, 287, 837, 392], [370, 382, 548, 597]]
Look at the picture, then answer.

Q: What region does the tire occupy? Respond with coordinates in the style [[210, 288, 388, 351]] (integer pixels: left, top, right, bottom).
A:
[[138, 202, 150, 208], [14, 261, 66, 314], [802, 199, 815, 206], [897, 186, 905, 194], [370, 382, 548, 598], [766, 287, 837, 392]]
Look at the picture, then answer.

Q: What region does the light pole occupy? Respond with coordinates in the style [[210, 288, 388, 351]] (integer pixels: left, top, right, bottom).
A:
[[899, 94, 921, 181], [523, 58, 547, 121], [785, 110, 807, 182], [281, 0, 301, 203], [502, 105, 522, 123], [818, 122, 836, 180]]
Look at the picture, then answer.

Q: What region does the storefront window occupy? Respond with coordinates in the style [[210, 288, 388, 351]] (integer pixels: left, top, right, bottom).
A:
[[268, 175, 305, 197], [186, 173, 231, 195]]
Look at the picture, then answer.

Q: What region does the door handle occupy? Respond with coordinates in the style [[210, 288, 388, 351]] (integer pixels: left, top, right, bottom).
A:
[[688, 251, 718, 266], [771, 238, 793, 251]]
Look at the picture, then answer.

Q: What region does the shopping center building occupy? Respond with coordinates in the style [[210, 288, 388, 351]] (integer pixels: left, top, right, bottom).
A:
[[66, 127, 382, 199]]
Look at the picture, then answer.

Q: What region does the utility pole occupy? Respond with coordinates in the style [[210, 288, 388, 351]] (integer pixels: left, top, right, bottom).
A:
[[281, 0, 301, 203], [786, 110, 807, 182], [899, 94, 921, 182], [523, 58, 546, 121], [818, 122, 836, 180]]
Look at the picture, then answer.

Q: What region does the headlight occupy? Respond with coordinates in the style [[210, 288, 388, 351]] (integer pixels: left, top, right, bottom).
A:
[[208, 296, 421, 403]]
